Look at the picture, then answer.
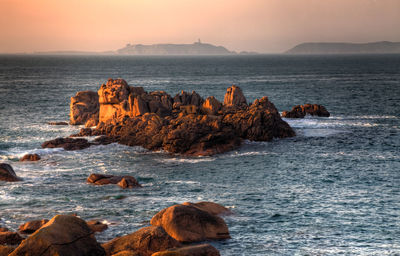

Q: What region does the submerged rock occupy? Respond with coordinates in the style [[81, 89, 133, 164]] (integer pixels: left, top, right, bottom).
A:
[[87, 173, 141, 189], [282, 104, 330, 118], [150, 203, 230, 243], [63, 79, 295, 156], [47, 121, 69, 125], [19, 154, 41, 162], [152, 244, 220, 256], [86, 220, 108, 233], [10, 215, 105, 256], [41, 137, 92, 151], [0, 163, 22, 182], [102, 226, 181, 256]]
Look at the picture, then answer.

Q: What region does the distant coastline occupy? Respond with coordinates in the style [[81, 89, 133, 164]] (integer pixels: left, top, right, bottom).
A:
[[285, 41, 400, 54]]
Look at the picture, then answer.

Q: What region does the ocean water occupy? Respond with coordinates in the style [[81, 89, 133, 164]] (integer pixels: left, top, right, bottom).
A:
[[0, 55, 399, 255]]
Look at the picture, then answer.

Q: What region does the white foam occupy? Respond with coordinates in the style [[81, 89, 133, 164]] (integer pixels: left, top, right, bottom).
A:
[[157, 157, 215, 164]]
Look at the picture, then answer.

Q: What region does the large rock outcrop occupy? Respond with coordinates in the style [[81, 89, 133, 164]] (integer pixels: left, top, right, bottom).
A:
[[10, 215, 105, 256], [282, 104, 330, 118], [0, 163, 21, 182], [70, 90, 99, 126], [150, 203, 230, 243], [102, 226, 181, 256], [62, 79, 295, 156]]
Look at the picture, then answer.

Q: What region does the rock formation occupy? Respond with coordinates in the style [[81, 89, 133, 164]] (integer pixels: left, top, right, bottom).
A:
[[282, 104, 330, 118], [42, 138, 92, 151], [87, 173, 141, 189], [62, 79, 295, 155], [102, 226, 181, 256], [18, 219, 49, 234], [70, 90, 99, 126], [152, 244, 220, 256], [223, 85, 247, 107], [0, 231, 23, 245], [10, 215, 105, 256], [19, 154, 41, 162], [0, 163, 22, 182], [150, 203, 230, 243]]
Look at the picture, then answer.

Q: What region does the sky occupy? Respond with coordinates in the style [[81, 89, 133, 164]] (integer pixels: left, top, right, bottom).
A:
[[0, 0, 399, 53]]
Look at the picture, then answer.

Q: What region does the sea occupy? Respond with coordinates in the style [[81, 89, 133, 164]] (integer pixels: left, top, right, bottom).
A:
[[0, 54, 399, 255]]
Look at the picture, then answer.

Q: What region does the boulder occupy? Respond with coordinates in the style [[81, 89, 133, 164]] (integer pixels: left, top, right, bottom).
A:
[[19, 154, 41, 162], [18, 219, 49, 234], [181, 202, 231, 216], [10, 215, 105, 256], [0, 231, 23, 245], [41, 137, 92, 151], [0, 227, 8, 232], [282, 104, 330, 118], [102, 226, 181, 256], [223, 85, 247, 107], [86, 220, 108, 233], [150, 204, 230, 243], [70, 90, 99, 125], [87, 173, 141, 189], [0, 163, 21, 182], [152, 244, 220, 256], [201, 96, 222, 115]]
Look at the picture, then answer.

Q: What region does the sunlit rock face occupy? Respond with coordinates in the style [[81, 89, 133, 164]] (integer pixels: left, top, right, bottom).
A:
[[67, 79, 295, 156]]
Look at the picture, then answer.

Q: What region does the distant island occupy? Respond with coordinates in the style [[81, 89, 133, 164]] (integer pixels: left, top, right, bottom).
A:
[[286, 41, 400, 54], [117, 40, 235, 55]]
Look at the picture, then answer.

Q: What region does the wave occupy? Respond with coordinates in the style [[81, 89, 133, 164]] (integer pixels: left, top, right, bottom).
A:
[[156, 157, 216, 164]]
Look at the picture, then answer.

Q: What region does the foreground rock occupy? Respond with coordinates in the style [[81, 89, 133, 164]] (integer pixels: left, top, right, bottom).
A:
[[87, 173, 141, 189], [181, 202, 231, 216], [10, 215, 105, 256], [0, 245, 15, 255], [152, 244, 220, 256], [0, 163, 21, 182], [63, 79, 294, 156], [0, 231, 23, 245], [102, 226, 180, 256], [70, 90, 100, 126], [150, 203, 230, 243], [42, 137, 92, 151], [282, 104, 330, 118], [18, 219, 49, 234], [19, 154, 41, 162]]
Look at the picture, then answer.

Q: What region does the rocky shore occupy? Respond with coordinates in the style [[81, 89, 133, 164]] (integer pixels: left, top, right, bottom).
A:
[[0, 201, 231, 256], [44, 78, 296, 156]]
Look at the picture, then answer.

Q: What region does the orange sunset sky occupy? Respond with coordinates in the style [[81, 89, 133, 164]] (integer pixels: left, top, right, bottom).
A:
[[1, 0, 399, 53]]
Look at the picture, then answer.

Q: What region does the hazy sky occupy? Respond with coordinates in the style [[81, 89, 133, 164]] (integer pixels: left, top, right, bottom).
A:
[[1, 0, 399, 53]]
